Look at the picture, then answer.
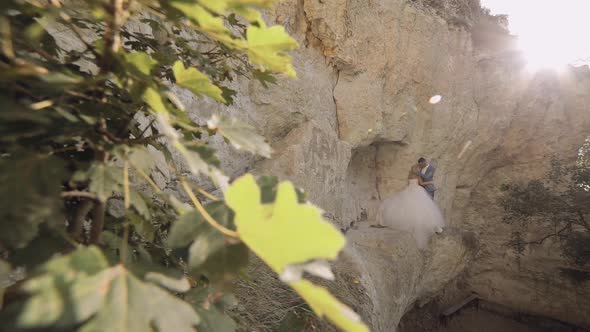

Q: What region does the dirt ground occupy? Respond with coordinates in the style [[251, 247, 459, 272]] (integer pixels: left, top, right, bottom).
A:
[[399, 303, 589, 332], [433, 308, 547, 332]]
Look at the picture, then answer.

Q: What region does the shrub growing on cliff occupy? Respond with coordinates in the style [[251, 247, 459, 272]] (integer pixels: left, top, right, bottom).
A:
[[501, 140, 590, 269], [0, 1, 369, 331]]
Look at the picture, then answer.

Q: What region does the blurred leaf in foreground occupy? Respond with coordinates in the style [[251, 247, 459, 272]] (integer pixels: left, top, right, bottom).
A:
[[225, 175, 369, 331], [2, 247, 200, 332]]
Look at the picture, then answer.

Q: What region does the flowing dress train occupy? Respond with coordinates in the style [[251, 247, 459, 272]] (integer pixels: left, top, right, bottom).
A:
[[378, 179, 445, 248]]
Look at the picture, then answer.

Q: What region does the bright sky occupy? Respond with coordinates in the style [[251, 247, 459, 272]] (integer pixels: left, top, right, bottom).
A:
[[481, 0, 590, 70]]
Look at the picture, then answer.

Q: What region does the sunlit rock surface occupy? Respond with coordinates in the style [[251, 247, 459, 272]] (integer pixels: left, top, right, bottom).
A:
[[341, 225, 472, 330], [453, 71, 590, 327]]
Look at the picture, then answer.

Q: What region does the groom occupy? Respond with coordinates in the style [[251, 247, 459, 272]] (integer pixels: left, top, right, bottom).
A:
[[418, 157, 436, 199]]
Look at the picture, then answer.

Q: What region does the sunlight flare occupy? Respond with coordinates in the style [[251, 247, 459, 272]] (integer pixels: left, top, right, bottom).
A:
[[483, 0, 590, 70]]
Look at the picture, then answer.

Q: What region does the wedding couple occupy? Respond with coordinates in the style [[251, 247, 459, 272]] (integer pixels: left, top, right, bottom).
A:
[[378, 157, 445, 248]]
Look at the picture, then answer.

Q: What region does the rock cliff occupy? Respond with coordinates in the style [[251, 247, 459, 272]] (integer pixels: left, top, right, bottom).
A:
[[188, 0, 590, 330], [452, 68, 590, 327], [40, 0, 590, 329]]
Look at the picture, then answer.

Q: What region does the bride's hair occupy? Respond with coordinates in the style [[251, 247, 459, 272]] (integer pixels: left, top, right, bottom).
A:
[[408, 164, 420, 179]]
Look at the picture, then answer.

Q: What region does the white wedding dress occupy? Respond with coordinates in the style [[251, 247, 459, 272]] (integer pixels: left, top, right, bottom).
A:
[[378, 178, 445, 249]]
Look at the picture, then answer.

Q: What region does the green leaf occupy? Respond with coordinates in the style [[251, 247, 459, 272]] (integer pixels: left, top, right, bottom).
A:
[[0, 259, 11, 309], [130, 191, 151, 219], [167, 210, 205, 249], [128, 146, 157, 175], [207, 115, 271, 158], [170, 1, 234, 44], [227, 0, 276, 23], [40, 245, 109, 274], [225, 175, 344, 273], [162, 193, 192, 215], [189, 144, 221, 168], [225, 175, 369, 331], [253, 69, 278, 88], [0, 98, 52, 143], [145, 272, 191, 293], [195, 306, 237, 332], [54, 107, 79, 122], [173, 61, 225, 102], [291, 280, 369, 332], [187, 285, 237, 311], [174, 142, 210, 176], [128, 211, 156, 242], [149, 109, 212, 178], [167, 202, 244, 282], [86, 163, 124, 202], [198, 0, 227, 13], [135, 245, 153, 263], [229, 6, 263, 24], [142, 89, 220, 178], [246, 25, 299, 77], [185, 286, 238, 332], [220, 86, 238, 105], [188, 226, 225, 270], [124, 51, 158, 75], [167, 201, 234, 250], [7, 247, 201, 331], [0, 153, 66, 249], [143, 87, 169, 114], [102, 231, 135, 264], [40, 72, 83, 84], [197, 243, 249, 283], [9, 229, 72, 270]]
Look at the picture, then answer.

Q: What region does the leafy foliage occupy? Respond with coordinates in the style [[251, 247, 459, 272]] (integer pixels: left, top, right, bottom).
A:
[[501, 144, 590, 268], [2, 247, 200, 331], [0, 0, 368, 331], [0, 260, 10, 309], [0, 153, 67, 248]]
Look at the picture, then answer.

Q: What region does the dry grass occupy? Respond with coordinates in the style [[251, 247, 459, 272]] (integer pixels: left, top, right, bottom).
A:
[[229, 254, 372, 332], [229, 255, 330, 332]]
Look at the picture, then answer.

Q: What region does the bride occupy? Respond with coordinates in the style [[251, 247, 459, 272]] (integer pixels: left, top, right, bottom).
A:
[[377, 164, 445, 249]]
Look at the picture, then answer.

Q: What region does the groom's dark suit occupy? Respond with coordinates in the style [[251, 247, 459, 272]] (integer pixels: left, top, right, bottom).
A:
[[420, 165, 436, 199]]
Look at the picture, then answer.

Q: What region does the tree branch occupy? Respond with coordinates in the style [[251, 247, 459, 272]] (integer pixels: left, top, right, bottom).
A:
[[99, 0, 125, 73], [68, 199, 94, 239], [61, 191, 99, 200], [523, 223, 572, 246], [197, 188, 219, 201], [180, 178, 238, 238], [89, 201, 106, 244], [97, 120, 163, 145]]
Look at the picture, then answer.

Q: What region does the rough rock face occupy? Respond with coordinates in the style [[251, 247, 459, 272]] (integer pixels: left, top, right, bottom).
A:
[[342, 226, 472, 330], [208, 0, 485, 227], [199, 2, 484, 326], [452, 69, 590, 327], [180, 0, 590, 330]]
